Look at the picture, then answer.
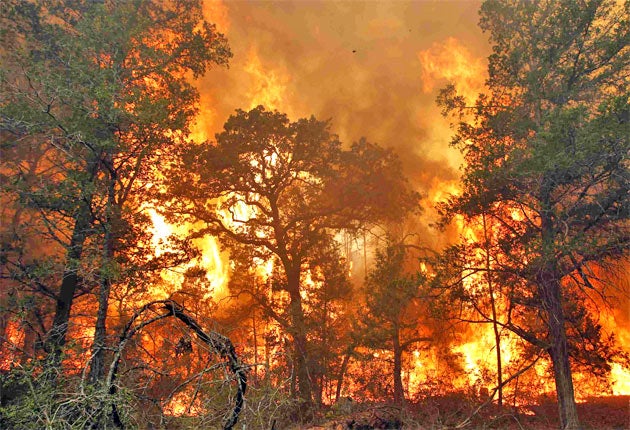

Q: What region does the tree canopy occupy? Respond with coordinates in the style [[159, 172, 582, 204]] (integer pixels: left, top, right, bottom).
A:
[[1, 0, 231, 394]]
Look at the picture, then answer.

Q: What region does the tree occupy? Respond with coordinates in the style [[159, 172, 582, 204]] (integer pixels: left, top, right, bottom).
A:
[[438, 1, 629, 428], [0, 0, 231, 379], [360, 238, 430, 404], [167, 106, 419, 408]]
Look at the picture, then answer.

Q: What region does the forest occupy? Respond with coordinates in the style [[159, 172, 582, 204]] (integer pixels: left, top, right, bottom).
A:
[[0, 0, 628, 429]]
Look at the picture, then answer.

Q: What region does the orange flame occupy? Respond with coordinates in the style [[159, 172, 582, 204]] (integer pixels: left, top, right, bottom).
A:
[[418, 37, 486, 102], [244, 48, 291, 112], [147, 209, 228, 300]]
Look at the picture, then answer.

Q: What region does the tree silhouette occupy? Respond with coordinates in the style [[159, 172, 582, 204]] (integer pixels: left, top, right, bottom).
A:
[[167, 106, 419, 408]]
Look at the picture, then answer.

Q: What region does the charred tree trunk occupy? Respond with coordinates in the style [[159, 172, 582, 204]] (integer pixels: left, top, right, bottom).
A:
[[46, 156, 100, 371], [335, 346, 354, 403], [252, 308, 258, 385], [483, 214, 503, 408], [89, 274, 111, 384], [89, 168, 116, 384], [540, 271, 580, 430]]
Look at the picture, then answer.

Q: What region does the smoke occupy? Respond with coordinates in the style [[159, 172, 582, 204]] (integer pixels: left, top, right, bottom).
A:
[[193, 0, 489, 244]]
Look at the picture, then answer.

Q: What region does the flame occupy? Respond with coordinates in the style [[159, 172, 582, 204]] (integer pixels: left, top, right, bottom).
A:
[[418, 37, 486, 102], [244, 48, 291, 111], [164, 390, 204, 416], [147, 209, 228, 299], [599, 297, 630, 395], [130, 4, 630, 410], [189, 91, 219, 143], [0, 320, 25, 371]]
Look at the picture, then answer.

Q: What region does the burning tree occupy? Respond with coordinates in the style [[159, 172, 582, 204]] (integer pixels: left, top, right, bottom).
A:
[[1, 0, 230, 411], [359, 237, 430, 404], [437, 0, 629, 429], [167, 106, 419, 409]]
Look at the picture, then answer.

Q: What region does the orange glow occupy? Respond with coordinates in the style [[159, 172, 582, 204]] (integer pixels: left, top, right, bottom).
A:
[[202, 0, 230, 34], [164, 390, 204, 416], [122, 2, 629, 415], [418, 37, 486, 103], [599, 303, 630, 395], [1, 320, 24, 371], [189, 91, 219, 143], [147, 209, 228, 299], [244, 48, 291, 112]]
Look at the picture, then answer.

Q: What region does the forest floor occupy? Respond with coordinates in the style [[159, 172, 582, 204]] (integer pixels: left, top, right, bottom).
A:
[[293, 395, 629, 430]]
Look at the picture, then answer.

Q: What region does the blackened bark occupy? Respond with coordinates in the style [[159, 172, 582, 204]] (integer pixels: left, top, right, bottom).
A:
[[540, 271, 581, 430], [335, 347, 353, 402], [88, 274, 111, 384], [483, 214, 503, 408], [46, 153, 100, 371], [89, 164, 117, 384], [106, 300, 247, 430]]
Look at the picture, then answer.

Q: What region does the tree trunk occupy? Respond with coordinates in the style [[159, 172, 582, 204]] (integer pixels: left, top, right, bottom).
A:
[[286, 269, 313, 410], [541, 274, 581, 430], [538, 181, 580, 430], [46, 155, 100, 371], [89, 168, 116, 384], [46, 203, 92, 370], [252, 309, 258, 385], [88, 243, 113, 384], [483, 214, 503, 408], [335, 347, 353, 402], [392, 326, 404, 404]]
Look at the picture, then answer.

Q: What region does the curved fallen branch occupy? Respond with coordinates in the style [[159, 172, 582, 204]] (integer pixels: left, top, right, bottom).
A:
[[105, 299, 247, 430]]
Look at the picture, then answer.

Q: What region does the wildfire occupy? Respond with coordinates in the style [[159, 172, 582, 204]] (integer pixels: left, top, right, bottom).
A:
[[147, 209, 228, 300], [0, 320, 24, 371], [164, 390, 204, 417], [600, 301, 630, 396], [202, 0, 230, 34], [133, 0, 630, 413]]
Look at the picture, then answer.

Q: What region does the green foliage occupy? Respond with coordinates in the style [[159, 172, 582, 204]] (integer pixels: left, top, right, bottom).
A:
[[167, 105, 419, 404], [0, 0, 233, 421], [0, 362, 133, 429], [169, 105, 418, 247], [0, 0, 231, 340]]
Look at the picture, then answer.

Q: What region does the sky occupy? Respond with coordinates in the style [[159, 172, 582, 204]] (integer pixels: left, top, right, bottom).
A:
[[192, 0, 491, 246]]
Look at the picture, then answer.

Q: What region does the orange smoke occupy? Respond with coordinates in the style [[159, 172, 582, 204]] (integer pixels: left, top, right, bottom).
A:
[[202, 0, 230, 34]]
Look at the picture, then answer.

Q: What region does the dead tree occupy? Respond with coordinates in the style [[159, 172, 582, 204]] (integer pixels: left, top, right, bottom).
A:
[[104, 299, 247, 430]]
